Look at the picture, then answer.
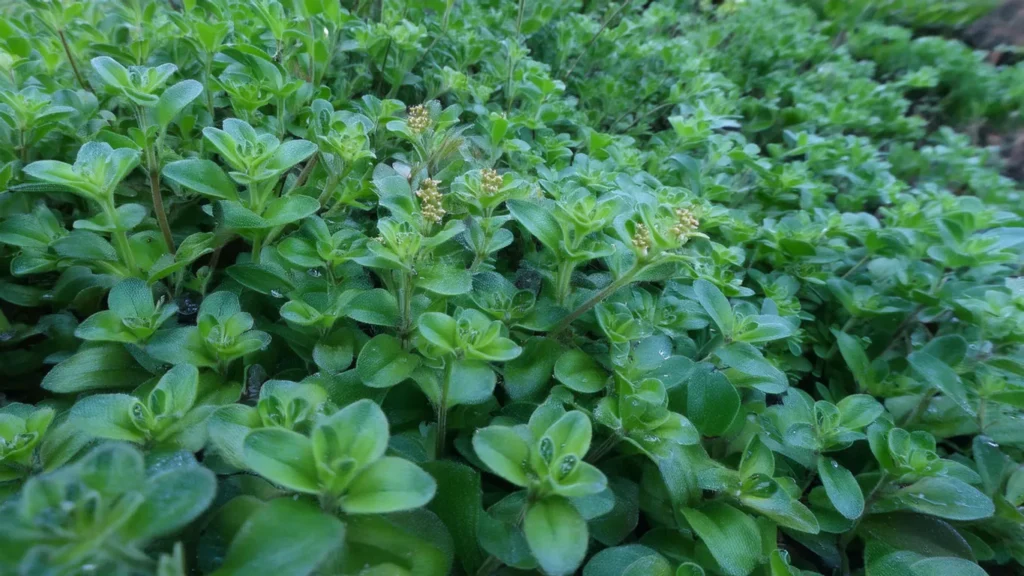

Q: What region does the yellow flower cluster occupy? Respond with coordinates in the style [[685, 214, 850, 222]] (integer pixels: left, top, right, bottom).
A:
[[407, 104, 431, 134], [670, 207, 700, 238], [416, 178, 445, 223], [632, 223, 651, 255], [480, 168, 502, 196]]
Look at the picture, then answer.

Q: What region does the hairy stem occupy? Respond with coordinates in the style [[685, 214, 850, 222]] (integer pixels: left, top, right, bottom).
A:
[[899, 389, 935, 429], [435, 360, 451, 458], [504, 0, 527, 111], [562, 0, 636, 81], [586, 433, 621, 464], [549, 264, 641, 336], [138, 114, 175, 252], [251, 233, 263, 264], [104, 201, 138, 276], [57, 29, 90, 92], [841, 253, 870, 279]]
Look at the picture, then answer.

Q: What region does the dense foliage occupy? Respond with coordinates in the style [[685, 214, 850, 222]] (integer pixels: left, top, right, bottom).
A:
[[1, 0, 1023, 575]]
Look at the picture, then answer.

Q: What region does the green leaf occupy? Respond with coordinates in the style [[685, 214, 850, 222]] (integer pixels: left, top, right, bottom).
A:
[[243, 428, 319, 494], [669, 363, 739, 436], [42, 344, 151, 393], [53, 231, 118, 261], [524, 496, 589, 576], [682, 503, 761, 576], [156, 80, 203, 127], [147, 327, 217, 367], [313, 328, 355, 373], [1007, 467, 1024, 506], [422, 461, 486, 574], [554, 349, 607, 394], [212, 498, 344, 576], [261, 195, 320, 227], [504, 337, 562, 400], [583, 545, 672, 576], [447, 359, 497, 407], [122, 464, 216, 542], [739, 435, 775, 479], [312, 399, 388, 471], [341, 457, 437, 514], [734, 315, 794, 343], [108, 277, 155, 319], [907, 352, 974, 417], [893, 477, 994, 521], [417, 312, 458, 353], [473, 425, 531, 487], [356, 334, 420, 388], [739, 475, 819, 533], [91, 56, 132, 90], [818, 457, 864, 519], [69, 394, 146, 443], [76, 310, 133, 342], [715, 342, 788, 394], [347, 288, 399, 326], [478, 493, 536, 570], [860, 513, 976, 561], [694, 279, 734, 336], [833, 330, 871, 389], [866, 547, 988, 576], [267, 139, 318, 174], [417, 263, 473, 296], [837, 394, 884, 429], [163, 159, 239, 201], [507, 199, 562, 251]]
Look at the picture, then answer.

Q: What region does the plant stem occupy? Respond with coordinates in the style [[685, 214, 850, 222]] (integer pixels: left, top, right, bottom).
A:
[[148, 150, 175, 252], [57, 29, 90, 92], [204, 57, 216, 119], [104, 202, 138, 276], [504, 0, 527, 111], [799, 453, 820, 496], [549, 264, 640, 336], [561, 0, 635, 81], [586, 433, 621, 463], [292, 154, 318, 192], [554, 258, 575, 305], [397, 270, 414, 347], [475, 555, 502, 576], [899, 389, 935, 428], [18, 129, 27, 164], [251, 234, 263, 264], [841, 253, 869, 279], [435, 359, 452, 458], [825, 316, 858, 359], [839, 472, 890, 576], [307, 18, 317, 83], [137, 107, 175, 252], [475, 500, 530, 576]]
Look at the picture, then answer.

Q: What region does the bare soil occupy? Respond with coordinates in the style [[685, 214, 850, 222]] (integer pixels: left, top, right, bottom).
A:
[[964, 0, 1024, 181]]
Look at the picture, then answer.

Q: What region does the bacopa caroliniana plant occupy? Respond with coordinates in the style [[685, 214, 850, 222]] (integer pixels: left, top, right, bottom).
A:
[[0, 0, 1023, 575]]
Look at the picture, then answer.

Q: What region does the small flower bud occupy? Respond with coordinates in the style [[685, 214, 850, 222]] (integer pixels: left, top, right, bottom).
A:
[[407, 104, 431, 134], [670, 207, 700, 238], [416, 178, 445, 224], [632, 222, 651, 255], [480, 168, 502, 196]]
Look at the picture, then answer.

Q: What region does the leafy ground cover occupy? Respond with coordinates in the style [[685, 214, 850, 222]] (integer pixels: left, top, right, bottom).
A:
[[1, 0, 1023, 575]]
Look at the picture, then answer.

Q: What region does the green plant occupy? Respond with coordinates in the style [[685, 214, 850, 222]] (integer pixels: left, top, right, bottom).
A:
[[0, 0, 1023, 575]]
